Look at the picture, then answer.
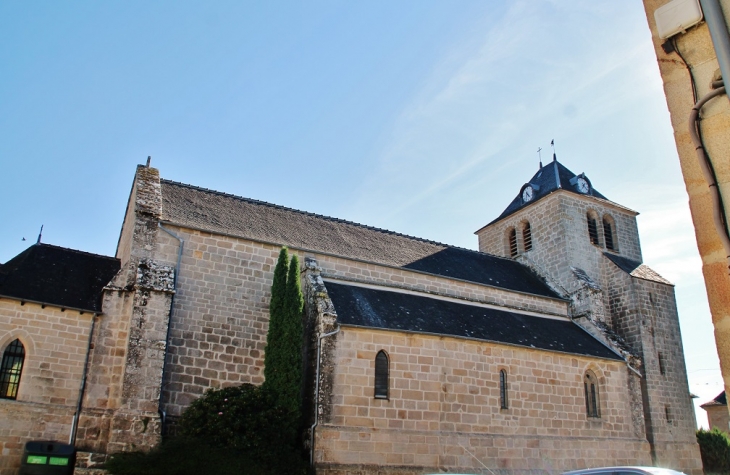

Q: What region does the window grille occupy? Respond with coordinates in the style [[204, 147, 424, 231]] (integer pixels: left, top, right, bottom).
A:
[[374, 350, 389, 399], [584, 371, 600, 418], [587, 214, 599, 245], [508, 228, 518, 257], [523, 223, 532, 252], [603, 217, 616, 251], [0, 339, 25, 400], [499, 370, 508, 409]]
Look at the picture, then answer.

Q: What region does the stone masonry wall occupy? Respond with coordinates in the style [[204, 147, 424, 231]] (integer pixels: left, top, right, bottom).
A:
[[314, 326, 651, 475], [150, 225, 570, 419], [603, 260, 701, 473], [0, 300, 94, 475]]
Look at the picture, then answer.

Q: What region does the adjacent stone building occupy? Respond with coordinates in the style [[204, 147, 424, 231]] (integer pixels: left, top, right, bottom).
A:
[[0, 158, 701, 474], [701, 391, 729, 432]]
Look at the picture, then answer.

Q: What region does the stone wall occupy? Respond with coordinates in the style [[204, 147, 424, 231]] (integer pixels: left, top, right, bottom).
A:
[[0, 300, 94, 475], [313, 325, 650, 475]]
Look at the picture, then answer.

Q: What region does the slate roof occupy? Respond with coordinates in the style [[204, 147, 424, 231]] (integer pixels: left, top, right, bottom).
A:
[[160, 180, 561, 299], [701, 391, 727, 408], [326, 281, 622, 360], [486, 157, 610, 226], [603, 253, 672, 285], [0, 244, 120, 313]]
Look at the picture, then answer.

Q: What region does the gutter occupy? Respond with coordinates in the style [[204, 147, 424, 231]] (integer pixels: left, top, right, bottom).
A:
[[69, 314, 98, 445], [157, 224, 184, 435], [309, 326, 340, 466]]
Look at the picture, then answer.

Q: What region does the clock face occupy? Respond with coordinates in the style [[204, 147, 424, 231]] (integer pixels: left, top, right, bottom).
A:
[[576, 177, 589, 193], [522, 186, 534, 202]]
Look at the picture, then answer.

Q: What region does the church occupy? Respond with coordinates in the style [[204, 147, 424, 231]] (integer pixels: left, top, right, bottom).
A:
[[0, 157, 702, 474]]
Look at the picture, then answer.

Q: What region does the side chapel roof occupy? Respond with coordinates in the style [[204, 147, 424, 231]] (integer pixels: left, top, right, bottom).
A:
[[159, 179, 561, 299], [0, 243, 120, 313], [603, 253, 672, 285], [701, 391, 727, 409], [326, 281, 622, 360], [486, 157, 612, 227]]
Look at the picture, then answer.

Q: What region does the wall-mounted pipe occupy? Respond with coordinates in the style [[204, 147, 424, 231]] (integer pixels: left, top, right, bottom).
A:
[[699, 0, 730, 100], [69, 314, 98, 445], [309, 326, 340, 466], [157, 224, 184, 435], [688, 85, 730, 272]]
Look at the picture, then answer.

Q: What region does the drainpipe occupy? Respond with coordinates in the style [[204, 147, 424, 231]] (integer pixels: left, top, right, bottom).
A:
[[157, 224, 184, 435], [699, 0, 730, 101], [69, 314, 98, 445], [309, 326, 340, 466]]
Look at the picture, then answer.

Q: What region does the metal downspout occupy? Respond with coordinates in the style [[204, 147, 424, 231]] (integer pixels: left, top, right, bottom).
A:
[[699, 0, 730, 102], [69, 314, 98, 445], [158, 223, 184, 435], [309, 326, 340, 466]]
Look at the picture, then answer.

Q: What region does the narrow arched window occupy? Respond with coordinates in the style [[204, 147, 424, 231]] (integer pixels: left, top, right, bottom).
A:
[[587, 213, 599, 246], [603, 215, 617, 251], [374, 350, 389, 399], [522, 222, 532, 252], [584, 370, 600, 418], [499, 369, 508, 409], [0, 339, 25, 400], [508, 228, 518, 257]]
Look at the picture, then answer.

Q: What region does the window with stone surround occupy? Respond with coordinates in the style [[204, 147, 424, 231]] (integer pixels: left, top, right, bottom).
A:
[[374, 350, 389, 399], [658, 352, 666, 376], [508, 228, 518, 258], [499, 369, 509, 409], [665, 405, 673, 423], [584, 370, 600, 418], [587, 211, 600, 246], [0, 339, 25, 400], [602, 215, 618, 251], [522, 222, 532, 252]]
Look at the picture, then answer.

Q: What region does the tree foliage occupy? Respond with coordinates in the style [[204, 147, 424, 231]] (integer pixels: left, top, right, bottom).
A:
[[697, 428, 730, 474], [262, 248, 305, 435]]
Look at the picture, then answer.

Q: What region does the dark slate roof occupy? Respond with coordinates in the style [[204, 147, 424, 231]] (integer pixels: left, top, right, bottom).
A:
[[160, 180, 561, 299], [326, 281, 622, 360], [0, 244, 120, 313], [603, 253, 672, 285], [701, 391, 727, 408], [486, 157, 609, 226]]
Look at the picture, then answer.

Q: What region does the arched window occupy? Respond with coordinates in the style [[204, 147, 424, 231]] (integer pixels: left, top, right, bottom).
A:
[[587, 212, 599, 246], [508, 228, 518, 258], [603, 215, 617, 251], [499, 369, 509, 409], [374, 350, 389, 399], [0, 339, 25, 400], [584, 370, 600, 418], [522, 222, 532, 252]]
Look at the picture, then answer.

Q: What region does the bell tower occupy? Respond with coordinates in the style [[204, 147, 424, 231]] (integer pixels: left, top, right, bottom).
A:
[[475, 155, 700, 469]]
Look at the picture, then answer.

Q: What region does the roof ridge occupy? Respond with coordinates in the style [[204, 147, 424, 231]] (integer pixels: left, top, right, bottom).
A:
[[160, 178, 519, 264], [35, 243, 118, 261]]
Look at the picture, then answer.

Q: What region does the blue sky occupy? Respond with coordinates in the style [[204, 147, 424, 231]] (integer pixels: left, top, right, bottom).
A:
[[0, 1, 721, 424]]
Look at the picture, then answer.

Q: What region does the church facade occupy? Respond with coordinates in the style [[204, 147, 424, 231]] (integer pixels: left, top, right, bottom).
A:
[[0, 159, 701, 474]]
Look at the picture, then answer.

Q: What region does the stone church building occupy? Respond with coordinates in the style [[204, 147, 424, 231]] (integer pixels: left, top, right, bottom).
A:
[[0, 158, 701, 474]]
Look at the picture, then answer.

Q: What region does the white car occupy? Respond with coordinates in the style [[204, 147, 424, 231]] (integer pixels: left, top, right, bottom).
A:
[[563, 467, 688, 475]]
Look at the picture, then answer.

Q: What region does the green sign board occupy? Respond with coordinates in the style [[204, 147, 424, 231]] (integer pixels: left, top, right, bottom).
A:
[[26, 455, 47, 464], [49, 457, 69, 466]]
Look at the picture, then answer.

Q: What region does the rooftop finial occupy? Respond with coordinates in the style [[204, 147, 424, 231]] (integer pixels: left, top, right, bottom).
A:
[[146, 156, 151, 167], [537, 147, 543, 168], [551, 139, 556, 161], [37, 225, 43, 244]]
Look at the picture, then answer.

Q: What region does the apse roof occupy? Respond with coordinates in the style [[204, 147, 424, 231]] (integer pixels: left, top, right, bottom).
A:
[[326, 281, 622, 360], [0, 243, 120, 313], [701, 391, 727, 408], [485, 156, 610, 227], [160, 179, 562, 299]]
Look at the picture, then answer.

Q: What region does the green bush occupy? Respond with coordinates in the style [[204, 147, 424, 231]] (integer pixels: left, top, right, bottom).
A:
[[105, 384, 310, 475], [697, 427, 730, 474]]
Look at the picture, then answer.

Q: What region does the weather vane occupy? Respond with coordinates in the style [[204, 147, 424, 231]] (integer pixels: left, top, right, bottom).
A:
[[537, 147, 543, 168]]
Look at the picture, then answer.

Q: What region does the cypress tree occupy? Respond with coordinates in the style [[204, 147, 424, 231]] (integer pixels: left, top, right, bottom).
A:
[[263, 248, 289, 393], [281, 254, 304, 423]]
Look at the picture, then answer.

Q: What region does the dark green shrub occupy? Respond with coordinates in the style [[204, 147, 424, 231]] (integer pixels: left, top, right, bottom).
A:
[[697, 427, 730, 474]]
